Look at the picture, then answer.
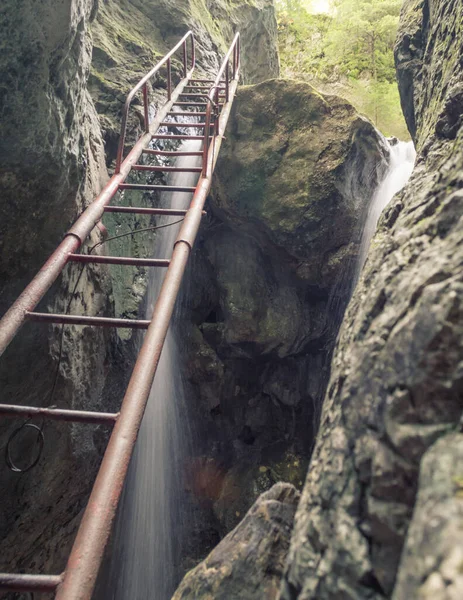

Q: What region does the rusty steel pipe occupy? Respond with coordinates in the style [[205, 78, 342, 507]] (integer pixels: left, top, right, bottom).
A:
[[103, 207, 189, 216], [0, 573, 63, 593], [115, 31, 195, 173], [0, 61, 189, 357], [67, 254, 170, 268], [55, 47, 241, 600], [0, 404, 118, 425], [202, 33, 240, 178], [0, 31, 240, 599], [26, 312, 151, 329], [183, 41, 188, 78], [142, 83, 150, 132], [167, 58, 172, 100]]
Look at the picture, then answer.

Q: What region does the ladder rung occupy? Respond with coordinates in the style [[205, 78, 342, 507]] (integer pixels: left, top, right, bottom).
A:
[[0, 573, 63, 593], [26, 312, 151, 329], [173, 102, 208, 106], [179, 93, 224, 98], [167, 111, 207, 116], [173, 102, 223, 106], [104, 206, 189, 216], [143, 149, 203, 156], [131, 165, 202, 172], [119, 183, 197, 192], [0, 403, 119, 425], [68, 254, 170, 267], [159, 122, 206, 128], [150, 134, 210, 140], [184, 86, 226, 90], [188, 79, 226, 83]]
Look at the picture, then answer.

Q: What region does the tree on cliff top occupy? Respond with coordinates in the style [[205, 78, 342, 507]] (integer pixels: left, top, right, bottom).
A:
[[277, 0, 409, 139]]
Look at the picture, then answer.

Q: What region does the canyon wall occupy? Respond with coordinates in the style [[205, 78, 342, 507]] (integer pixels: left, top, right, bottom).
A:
[[280, 0, 463, 598], [0, 0, 278, 587]]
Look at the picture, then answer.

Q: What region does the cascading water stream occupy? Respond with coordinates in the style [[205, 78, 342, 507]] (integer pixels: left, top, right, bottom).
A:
[[314, 138, 416, 433], [355, 139, 416, 281], [105, 140, 202, 600]]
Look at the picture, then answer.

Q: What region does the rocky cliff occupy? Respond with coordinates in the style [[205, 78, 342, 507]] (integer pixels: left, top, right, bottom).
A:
[[90, 0, 279, 162], [0, 0, 278, 589], [280, 0, 463, 598], [0, 0, 119, 583]]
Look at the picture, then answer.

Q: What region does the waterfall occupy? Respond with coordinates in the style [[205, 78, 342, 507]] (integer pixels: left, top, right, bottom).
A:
[[104, 140, 202, 600], [315, 138, 416, 434], [355, 139, 416, 279]]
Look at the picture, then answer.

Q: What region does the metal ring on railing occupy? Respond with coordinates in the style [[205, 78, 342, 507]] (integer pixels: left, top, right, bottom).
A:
[[5, 422, 45, 473]]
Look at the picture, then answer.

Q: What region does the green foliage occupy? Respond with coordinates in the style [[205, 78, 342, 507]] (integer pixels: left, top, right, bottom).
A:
[[276, 0, 410, 139]]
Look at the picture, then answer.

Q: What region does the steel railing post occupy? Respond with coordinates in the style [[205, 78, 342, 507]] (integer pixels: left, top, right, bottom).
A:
[[142, 83, 149, 132], [183, 41, 187, 78]]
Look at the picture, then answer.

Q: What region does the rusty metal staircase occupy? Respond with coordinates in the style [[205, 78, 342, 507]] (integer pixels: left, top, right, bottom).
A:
[[0, 31, 240, 599]]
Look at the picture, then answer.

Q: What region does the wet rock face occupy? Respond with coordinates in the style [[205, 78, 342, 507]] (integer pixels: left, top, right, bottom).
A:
[[393, 433, 463, 600], [0, 0, 122, 586], [281, 1, 463, 599], [90, 0, 279, 161], [173, 483, 300, 600], [179, 79, 387, 543], [0, 0, 280, 585], [0, 0, 105, 286]]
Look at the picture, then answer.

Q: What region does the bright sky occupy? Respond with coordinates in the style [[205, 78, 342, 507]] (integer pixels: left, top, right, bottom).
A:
[[310, 0, 332, 13]]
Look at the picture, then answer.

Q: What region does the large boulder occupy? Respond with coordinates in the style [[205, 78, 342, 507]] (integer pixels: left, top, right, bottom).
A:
[[173, 483, 300, 600], [176, 79, 388, 564], [281, 0, 463, 598]]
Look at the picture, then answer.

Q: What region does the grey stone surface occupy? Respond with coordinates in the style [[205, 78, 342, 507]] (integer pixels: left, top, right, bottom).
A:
[[90, 0, 279, 160], [393, 433, 463, 600], [0, 0, 120, 587], [280, 0, 463, 598], [178, 79, 388, 542], [173, 483, 299, 600]]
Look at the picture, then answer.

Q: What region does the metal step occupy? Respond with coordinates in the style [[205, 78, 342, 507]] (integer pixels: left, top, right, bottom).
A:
[[179, 92, 224, 98], [67, 254, 170, 267], [0, 573, 63, 593], [104, 206, 189, 216], [172, 102, 223, 106], [184, 85, 225, 90], [150, 134, 210, 140], [173, 102, 208, 106], [0, 403, 119, 425], [26, 312, 151, 329], [167, 111, 208, 116], [119, 183, 197, 192], [188, 79, 226, 83], [142, 149, 203, 157], [159, 122, 206, 128], [131, 164, 202, 172]]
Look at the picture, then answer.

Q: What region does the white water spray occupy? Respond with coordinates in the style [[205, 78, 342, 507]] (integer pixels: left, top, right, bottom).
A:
[[106, 140, 202, 600], [356, 139, 416, 279]]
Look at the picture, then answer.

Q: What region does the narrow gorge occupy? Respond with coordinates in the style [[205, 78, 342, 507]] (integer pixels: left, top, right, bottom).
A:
[[0, 1, 461, 599]]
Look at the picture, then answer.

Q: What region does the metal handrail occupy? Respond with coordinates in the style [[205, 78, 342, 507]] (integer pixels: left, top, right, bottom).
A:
[[115, 31, 195, 173], [0, 35, 196, 359], [202, 33, 240, 177], [0, 31, 241, 600]]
